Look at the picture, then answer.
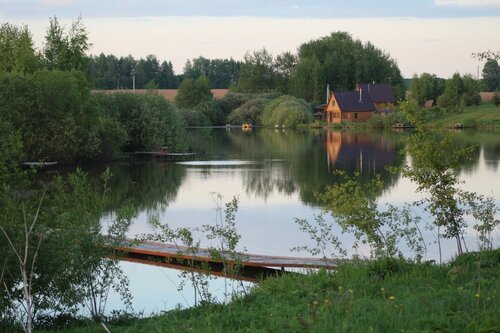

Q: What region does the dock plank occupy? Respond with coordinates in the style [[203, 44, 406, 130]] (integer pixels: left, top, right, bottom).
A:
[[116, 240, 338, 270]]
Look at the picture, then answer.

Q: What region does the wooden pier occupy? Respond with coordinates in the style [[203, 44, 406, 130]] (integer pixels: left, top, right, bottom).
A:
[[114, 240, 338, 282], [132, 151, 197, 161]]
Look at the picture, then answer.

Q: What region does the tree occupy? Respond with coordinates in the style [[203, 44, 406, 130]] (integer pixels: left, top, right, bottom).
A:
[[236, 48, 276, 93], [43, 16, 91, 71], [0, 70, 100, 163], [274, 51, 297, 93], [401, 129, 475, 255], [0, 23, 40, 74], [0, 170, 133, 331], [175, 75, 213, 109], [408, 73, 445, 105], [134, 55, 161, 89], [473, 50, 500, 61], [289, 32, 405, 104], [227, 97, 271, 125], [437, 73, 480, 108], [493, 92, 500, 106], [184, 57, 241, 89], [261, 95, 313, 128], [95, 93, 186, 152], [158, 60, 177, 88], [482, 59, 500, 92]]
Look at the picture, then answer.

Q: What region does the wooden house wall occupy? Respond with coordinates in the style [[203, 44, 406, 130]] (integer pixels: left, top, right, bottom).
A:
[[325, 95, 342, 124]]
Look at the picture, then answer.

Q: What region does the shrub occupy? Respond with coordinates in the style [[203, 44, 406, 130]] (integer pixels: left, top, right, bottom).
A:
[[227, 97, 270, 125], [218, 92, 251, 116], [0, 70, 98, 163], [179, 108, 211, 127], [97, 116, 128, 160], [195, 100, 225, 126], [95, 93, 186, 152], [493, 92, 500, 106], [261, 95, 313, 128]]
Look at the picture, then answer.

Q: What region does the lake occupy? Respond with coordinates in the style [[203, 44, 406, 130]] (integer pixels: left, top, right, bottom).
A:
[[94, 128, 500, 315]]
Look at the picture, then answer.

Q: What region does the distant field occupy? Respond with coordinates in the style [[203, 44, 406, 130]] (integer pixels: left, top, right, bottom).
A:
[[91, 89, 229, 101], [429, 103, 500, 128]]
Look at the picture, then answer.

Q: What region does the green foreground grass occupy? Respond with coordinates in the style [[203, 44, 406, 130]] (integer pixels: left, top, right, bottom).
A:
[[44, 249, 500, 333]]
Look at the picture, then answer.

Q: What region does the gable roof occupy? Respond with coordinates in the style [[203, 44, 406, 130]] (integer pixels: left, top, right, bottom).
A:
[[332, 91, 375, 112], [355, 83, 395, 103]]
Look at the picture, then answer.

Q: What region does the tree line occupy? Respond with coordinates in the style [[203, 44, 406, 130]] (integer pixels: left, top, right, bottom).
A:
[[0, 17, 187, 164], [87, 54, 242, 90]]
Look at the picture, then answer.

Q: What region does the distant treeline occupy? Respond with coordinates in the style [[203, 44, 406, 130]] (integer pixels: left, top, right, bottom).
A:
[[86, 54, 242, 90], [87, 31, 406, 105]]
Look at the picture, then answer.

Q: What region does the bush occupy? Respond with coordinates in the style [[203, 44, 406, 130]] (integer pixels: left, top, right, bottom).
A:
[[367, 114, 384, 128], [0, 70, 98, 163], [195, 100, 225, 126], [462, 118, 478, 128], [218, 92, 251, 116], [261, 95, 313, 128], [95, 93, 186, 152], [97, 116, 128, 160], [493, 92, 500, 106], [227, 97, 271, 125], [381, 111, 409, 128], [179, 108, 211, 127]]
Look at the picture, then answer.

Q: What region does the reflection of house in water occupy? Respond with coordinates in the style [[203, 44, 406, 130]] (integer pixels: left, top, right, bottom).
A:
[[325, 131, 396, 174]]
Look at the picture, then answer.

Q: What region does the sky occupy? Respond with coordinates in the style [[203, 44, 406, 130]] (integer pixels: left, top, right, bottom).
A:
[[2, 0, 500, 78]]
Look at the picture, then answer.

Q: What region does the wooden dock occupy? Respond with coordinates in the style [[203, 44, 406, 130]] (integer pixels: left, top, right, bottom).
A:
[[132, 151, 197, 161], [113, 240, 338, 282]]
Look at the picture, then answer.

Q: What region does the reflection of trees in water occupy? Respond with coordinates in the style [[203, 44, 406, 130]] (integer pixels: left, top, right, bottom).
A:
[[83, 162, 186, 217], [189, 128, 404, 206], [180, 129, 498, 208], [297, 130, 404, 205], [229, 130, 314, 201], [451, 131, 500, 172], [483, 144, 500, 171]]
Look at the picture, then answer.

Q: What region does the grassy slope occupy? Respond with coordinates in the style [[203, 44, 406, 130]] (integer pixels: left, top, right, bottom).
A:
[[46, 250, 500, 333], [428, 104, 500, 128]]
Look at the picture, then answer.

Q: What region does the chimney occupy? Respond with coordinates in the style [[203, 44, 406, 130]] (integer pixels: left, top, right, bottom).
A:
[[326, 84, 330, 105], [359, 88, 363, 103]]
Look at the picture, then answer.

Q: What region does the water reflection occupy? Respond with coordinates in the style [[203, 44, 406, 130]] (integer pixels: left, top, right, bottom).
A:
[[326, 131, 396, 174], [102, 162, 186, 216], [93, 128, 500, 315]]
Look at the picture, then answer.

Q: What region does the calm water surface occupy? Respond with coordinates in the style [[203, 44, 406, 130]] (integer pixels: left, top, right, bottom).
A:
[[96, 128, 500, 314]]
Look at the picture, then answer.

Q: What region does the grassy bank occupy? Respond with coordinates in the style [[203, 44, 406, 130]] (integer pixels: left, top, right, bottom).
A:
[[43, 249, 500, 333], [427, 104, 500, 128]]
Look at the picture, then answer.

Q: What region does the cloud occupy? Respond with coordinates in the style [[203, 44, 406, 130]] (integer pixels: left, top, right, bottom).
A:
[[435, 0, 500, 6], [40, 0, 75, 4]]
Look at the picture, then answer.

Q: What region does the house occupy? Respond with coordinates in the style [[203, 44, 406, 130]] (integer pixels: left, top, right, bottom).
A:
[[325, 90, 375, 124], [355, 83, 395, 112]]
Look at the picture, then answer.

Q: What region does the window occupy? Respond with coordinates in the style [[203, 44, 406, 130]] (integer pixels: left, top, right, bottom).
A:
[[354, 113, 358, 119]]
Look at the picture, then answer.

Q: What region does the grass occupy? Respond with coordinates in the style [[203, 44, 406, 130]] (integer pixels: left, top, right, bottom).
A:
[[425, 103, 500, 128], [304, 103, 500, 130], [41, 249, 500, 333]]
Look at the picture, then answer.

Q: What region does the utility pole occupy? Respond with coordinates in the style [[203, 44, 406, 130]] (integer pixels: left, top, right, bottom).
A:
[[131, 68, 136, 93]]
